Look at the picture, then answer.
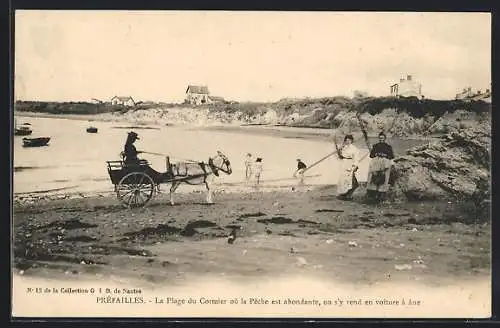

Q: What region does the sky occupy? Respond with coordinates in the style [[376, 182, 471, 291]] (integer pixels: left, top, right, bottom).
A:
[[14, 11, 491, 103]]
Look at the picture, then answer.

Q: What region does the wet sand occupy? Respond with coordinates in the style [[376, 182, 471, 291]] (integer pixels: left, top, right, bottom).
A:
[[12, 183, 490, 317]]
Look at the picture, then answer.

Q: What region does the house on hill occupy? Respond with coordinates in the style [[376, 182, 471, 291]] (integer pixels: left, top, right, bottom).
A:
[[389, 75, 422, 98], [111, 96, 136, 107], [185, 85, 211, 105], [456, 87, 491, 103], [455, 87, 474, 100]]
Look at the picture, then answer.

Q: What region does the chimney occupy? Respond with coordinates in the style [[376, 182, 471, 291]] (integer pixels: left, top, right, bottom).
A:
[[407, 75, 412, 81]]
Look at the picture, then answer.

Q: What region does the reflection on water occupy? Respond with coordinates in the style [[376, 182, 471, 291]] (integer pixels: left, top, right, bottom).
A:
[[13, 116, 427, 196]]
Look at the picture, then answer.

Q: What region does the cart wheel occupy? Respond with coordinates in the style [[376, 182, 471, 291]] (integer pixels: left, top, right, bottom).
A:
[[116, 172, 155, 208]]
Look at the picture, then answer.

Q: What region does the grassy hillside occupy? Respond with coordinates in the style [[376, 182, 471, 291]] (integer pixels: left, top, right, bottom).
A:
[[14, 101, 162, 115], [209, 96, 490, 125], [15, 97, 491, 136]]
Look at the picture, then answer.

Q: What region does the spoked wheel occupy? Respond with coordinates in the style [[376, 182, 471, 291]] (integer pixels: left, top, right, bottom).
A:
[[116, 172, 155, 208]]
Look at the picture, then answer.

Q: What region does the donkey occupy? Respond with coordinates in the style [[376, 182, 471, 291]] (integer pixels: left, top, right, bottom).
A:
[[168, 150, 232, 205]]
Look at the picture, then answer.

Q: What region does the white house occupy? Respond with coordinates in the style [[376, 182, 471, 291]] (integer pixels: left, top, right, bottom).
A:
[[390, 75, 422, 98], [185, 85, 211, 105], [111, 96, 136, 107]]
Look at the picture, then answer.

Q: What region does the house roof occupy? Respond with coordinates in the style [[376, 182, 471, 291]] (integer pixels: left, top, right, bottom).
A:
[[186, 85, 210, 94], [111, 96, 135, 102], [471, 92, 491, 100]]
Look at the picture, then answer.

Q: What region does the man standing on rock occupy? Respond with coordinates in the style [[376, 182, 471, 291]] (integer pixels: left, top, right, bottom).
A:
[[369, 132, 394, 160], [366, 132, 395, 200]]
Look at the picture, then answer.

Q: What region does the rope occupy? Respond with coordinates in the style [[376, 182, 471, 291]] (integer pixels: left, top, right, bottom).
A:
[[355, 111, 372, 152], [141, 151, 198, 163], [301, 151, 337, 174]]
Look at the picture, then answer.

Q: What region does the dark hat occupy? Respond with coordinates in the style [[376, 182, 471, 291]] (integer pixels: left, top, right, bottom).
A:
[[256, 157, 262, 162], [128, 131, 139, 140], [344, 134, 354, 142]]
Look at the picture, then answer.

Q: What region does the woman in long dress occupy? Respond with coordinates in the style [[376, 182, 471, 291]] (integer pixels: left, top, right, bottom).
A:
[[336, 134, 360, 200], [244, 153, 253, 181]]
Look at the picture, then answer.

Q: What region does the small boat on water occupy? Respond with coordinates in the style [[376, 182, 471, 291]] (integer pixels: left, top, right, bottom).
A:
[[14, 125, 33, 136], [86, 126, 98, 133], [22, 137, 51, 148], [14, 119, 33, 136]]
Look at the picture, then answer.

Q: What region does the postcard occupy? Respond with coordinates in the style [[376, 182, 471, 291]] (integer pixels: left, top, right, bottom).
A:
[[12, 10, 491, 318]]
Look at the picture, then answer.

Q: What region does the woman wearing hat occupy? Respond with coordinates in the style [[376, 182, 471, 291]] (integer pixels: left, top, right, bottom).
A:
[[123, 131, 143, 165]]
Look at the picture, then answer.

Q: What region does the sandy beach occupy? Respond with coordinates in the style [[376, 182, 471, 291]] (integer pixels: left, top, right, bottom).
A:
[[12, 112, 491, 318], [12, 181, 491, 317]]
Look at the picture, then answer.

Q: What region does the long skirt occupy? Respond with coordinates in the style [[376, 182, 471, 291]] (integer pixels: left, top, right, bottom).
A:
[[366, 157, 393, 193], [337, 166, 358, 195]]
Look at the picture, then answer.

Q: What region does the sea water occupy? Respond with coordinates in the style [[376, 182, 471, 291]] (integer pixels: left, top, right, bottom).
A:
[[13, 116, 373, 196]]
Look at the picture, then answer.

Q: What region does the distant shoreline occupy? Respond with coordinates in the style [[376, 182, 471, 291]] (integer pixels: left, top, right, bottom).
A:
[[14, 111, 436, 142], [15, 111, 127, 123]]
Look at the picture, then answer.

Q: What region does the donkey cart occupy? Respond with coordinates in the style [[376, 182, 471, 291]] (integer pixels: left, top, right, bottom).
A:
[[106, 151, 232, 208], [106, 159, 176, 208]]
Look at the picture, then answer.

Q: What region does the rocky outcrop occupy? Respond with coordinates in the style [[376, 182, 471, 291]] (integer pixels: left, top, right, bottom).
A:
[[94, 97, 491, 138], [391, 125, 491, 201]]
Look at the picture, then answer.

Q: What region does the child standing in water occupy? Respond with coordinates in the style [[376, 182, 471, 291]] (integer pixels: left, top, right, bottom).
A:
[[293, 158, 307, 185], [244, 153, 253, 181], [254, 157, 263, 186]]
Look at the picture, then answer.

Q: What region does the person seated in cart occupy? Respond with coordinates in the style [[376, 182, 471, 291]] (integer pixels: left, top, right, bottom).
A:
[[122, 131, 173, 180], [123, 131, 143, 165], [366, 132, 395, 200]]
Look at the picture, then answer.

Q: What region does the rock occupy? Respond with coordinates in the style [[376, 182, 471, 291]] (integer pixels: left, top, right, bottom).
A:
[[394, 264, 412, 271], [392, 126, 491, 201], [348, 241, 358, 247], [326, 239, 334, 244]]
